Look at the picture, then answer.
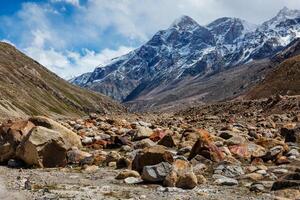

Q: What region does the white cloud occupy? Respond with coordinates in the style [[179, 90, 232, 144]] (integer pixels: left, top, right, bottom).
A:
[[50, 0, 80, 7], [24, 45, 133, 79]]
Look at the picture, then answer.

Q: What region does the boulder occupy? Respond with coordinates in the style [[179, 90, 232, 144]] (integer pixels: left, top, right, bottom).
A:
[[133, 126, 153, 141], [132, 145, 174, 173], [67, 148, 92, 164], [141, 162, 172, 182], [188, 130, 224, 162], [0, 120, 35, 162], [225, 136, 247, 146], [29, 116, 81, 148], [16, 126, 69, 168], [247, 142, 267, 158], [158, 134, 176, 148], [164, 159, 198, 189], [280, 125, 300, 144], [133, 138, 156, 149], [271, 172, 300, 191]]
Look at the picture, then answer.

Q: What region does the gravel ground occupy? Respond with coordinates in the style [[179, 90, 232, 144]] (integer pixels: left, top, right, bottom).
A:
[[0, 166, 274, 200]]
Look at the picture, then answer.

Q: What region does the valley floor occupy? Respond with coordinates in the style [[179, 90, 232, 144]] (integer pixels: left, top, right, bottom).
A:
[[0, 166, 273, 200], [0, 96, 299, 200]]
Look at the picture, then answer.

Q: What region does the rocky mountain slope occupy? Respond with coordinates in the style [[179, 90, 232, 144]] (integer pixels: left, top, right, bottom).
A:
[[0, 42, 124, 118], [245, 38, 300, 99], [246, 55, 300, 99], [71, 7, 300, 111]]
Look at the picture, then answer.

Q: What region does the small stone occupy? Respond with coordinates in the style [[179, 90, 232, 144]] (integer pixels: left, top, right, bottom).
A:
[[89, 113, 97, 120], [276, 156, 290, 165], [120, 145, 132, 152], [226, 136, 247, 146], [280, 125, 300, 143], [273, 169, 289, 174], [196, 174, 207, 184], [124, 177, 143, 184], [116, 157, 131, 169], [83, 165, 99, 172], [213, 175, 238, 186], [67, 148, 92, 164], [287, 149, 299, 158], [243, 173, 264, 181], [82, 137, 93, 145], [218, 131, 235, 140], [116, 169, 140, 180], [177, 147, 191, 155], [7, 159, 25, 168], [24, 179, 31, 190], [108, 162, 117, 168], [250, 183, 265, 192], [256, 169, 267, 175], [214, 164, 244, 178]]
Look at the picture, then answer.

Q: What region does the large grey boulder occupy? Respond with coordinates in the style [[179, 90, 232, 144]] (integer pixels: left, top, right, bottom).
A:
[[142, 162, 172, 182]]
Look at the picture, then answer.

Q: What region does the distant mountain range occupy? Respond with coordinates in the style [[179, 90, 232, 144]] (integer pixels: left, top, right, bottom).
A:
[[0, 42, 124, 118], [71, 7, 300, 111]]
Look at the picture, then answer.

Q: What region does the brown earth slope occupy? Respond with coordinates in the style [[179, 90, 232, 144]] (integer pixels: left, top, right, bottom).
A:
[[246, 54, 300, 99], [0, 42, 125, 118]]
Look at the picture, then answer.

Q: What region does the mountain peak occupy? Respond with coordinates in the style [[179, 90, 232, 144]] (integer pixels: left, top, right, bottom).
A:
[[170, 15, 200, 30], [276, 7, 300, 19]]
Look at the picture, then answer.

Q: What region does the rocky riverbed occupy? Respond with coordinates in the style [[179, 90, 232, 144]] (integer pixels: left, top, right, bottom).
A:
[[0, 97, 299, 200]]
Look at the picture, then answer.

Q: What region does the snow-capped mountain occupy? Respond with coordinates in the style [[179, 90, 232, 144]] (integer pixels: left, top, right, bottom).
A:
[[72, 7, 300, 104], [69, 72, 92, 87]]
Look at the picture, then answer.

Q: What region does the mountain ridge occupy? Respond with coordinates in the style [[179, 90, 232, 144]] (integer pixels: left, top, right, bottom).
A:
[[71, 7, 300, 111]]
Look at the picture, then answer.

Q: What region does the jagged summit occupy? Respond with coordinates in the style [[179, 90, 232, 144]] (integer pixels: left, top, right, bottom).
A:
[[170, 15, 200, 30], [207, 17, 257, 44]]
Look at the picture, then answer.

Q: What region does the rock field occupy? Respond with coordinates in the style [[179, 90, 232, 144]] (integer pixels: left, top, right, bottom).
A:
[[0, 96, 299, 200]]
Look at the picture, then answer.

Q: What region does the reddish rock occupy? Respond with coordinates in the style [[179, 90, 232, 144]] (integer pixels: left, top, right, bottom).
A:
[[276, 156, 290, 165], [132, 145, 174, 173], [188, 130, 224, 162], [0, 120, 35, 162], [149, 130, 166, 142], [229, 144, 250, 159]]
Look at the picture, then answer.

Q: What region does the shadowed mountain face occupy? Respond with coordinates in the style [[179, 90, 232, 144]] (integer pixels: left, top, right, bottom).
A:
[[71, 8, 300, 111], [0, 42, 125, 118]]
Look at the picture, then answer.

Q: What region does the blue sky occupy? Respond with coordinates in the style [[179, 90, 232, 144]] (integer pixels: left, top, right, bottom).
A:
[[1, 0, 300, 79]]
